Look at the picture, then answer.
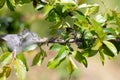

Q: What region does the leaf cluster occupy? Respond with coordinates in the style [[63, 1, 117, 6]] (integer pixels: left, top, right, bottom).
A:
[[0, 0, 120, 79]]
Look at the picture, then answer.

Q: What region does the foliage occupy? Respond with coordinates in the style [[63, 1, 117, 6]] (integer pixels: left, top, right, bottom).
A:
[[0, 0, 120, 80]]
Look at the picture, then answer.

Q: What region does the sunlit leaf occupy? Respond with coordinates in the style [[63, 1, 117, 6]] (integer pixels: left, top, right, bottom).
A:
[[89, 19, 104, 39], [103, 41, 117, 56], [47, 58, 65, 69], [48, 46, 69, 69], [95, 14, 106, 23], [17, 54, 29, 71], [43, 4, 53, 16], [92, 39, 102, 50], [67, 56, 77, 75], [54, 46, 69, 60], [85, 5, 99, 16], [0, 52, 12, 67], [50, 44, 62, 51], [14, 59, 26, 80]]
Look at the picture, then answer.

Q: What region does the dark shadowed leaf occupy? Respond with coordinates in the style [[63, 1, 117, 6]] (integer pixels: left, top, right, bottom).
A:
[[101, 45, 115, 59], [73, 51, 88, 67], [6, 0, 15, 11], [103, 41, 117, 56], [0, 65, 11, 79], [32, 52, 41, 66], [0, 0, 5, 8]]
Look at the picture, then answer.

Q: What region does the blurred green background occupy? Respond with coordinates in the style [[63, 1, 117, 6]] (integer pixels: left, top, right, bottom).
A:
[[0, 0, 120, 80]]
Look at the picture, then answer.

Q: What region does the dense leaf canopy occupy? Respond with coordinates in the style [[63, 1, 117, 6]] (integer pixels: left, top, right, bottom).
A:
[[0, 0, 120, 80]]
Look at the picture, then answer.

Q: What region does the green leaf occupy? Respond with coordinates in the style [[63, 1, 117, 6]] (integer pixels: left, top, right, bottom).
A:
[[32, 52, 41, 66], [3, 65, 11, 78], [101, 45, 115, 59], [54, 46, 69, 60], [0, 75, 6, 80], [73, 51, 88, 67], [17, 54, 29, 71], [14, 59, 26, 80], [50, 44, 62, 51], [112, 10, 120, 26], [47, 58, 65, 69], [32, 47, 46, 66], [0, 52, 12, 67], [99, 48, 105, 65], [0, 65, 11, 79], [67, 56, 77, 75], [103, 41, 117, 56], [43, 4, 53, 16], [77, 0, 85, 5], [85, 5, 99, 16], [47, 46, 69, 69], [0, 0, 5, 8], [92, 39, 102, 50], [95, 14, 106, 23], [6, 0, 15, 11], [15, 0, 31, 4], [90, 19, 104, 39], [81, 49, 98, 57]]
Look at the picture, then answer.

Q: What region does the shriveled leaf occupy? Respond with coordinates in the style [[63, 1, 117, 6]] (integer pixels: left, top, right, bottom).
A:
[[103, 41, 117, 56], [0, 0, 5, 8], [17, 54, 29, 71], [0, 52, 12, 67], [73, 51, 88, 67], [14, 59, 26, 80]]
